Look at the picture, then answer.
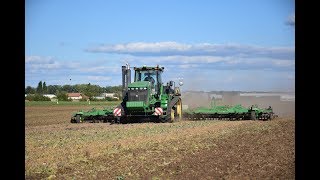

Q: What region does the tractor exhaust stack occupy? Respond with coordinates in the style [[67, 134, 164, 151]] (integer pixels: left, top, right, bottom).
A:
[[122, 63, 131, 98]]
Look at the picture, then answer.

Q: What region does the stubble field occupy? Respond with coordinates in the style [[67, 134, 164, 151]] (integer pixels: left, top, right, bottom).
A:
[[25, 103, 295, 179]]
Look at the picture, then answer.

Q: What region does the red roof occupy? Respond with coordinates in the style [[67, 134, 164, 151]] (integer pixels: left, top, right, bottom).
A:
[[67, 93, 82, 97]]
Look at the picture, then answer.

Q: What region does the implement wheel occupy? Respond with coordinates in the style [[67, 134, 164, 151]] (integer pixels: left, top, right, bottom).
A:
[[250, 111, 256, 120], [168, 106, 175, 123], [168, 98, 182, 123], [176, 99, 182, 121], [76, 115, 81, 123]]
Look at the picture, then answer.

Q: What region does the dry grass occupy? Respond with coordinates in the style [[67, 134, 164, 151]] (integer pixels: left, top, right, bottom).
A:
[[25, 106, 295, 179], [25, 106, 113, 127]]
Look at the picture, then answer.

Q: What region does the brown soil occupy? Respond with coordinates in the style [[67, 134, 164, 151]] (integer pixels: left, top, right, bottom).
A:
[[165, 119, 295, 179], [25, 105, 295, 179], [25, 106, 98, 127], [92, 118, 295, 180]]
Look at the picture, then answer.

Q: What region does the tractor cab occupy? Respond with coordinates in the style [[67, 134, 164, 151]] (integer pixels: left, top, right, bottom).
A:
[[133, 65, 163, 95]]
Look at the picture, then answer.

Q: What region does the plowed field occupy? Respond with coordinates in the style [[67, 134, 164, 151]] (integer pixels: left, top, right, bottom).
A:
[[25, 106, 295, 179]]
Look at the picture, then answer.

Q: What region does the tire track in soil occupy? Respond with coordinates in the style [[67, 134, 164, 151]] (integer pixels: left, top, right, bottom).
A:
[[53, 118, 294, 179], [160, 118, 295, 179]]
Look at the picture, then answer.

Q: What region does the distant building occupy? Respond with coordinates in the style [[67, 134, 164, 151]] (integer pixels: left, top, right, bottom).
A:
[[67, 93, 88, 101], [43, 94, 57, 99], [94, 93, 119, 100], [93, 96, 105, 100], [102, 93, 117, 98]]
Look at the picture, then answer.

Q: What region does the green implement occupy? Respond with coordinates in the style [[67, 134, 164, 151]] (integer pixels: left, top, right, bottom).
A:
[[70, 107, 114, 123], [183, 104, 276, 121], [250, 105, 277, 121]]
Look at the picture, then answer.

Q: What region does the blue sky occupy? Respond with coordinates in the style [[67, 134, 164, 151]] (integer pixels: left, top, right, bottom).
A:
[[26, 0, 295, 92]]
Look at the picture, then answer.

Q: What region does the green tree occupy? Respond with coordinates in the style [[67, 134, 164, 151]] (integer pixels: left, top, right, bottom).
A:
[[105, 85, 122, 94], [48, 85, 60, 94], [36, 81, 43, 94], [74, 84, 86, 93], [62, 85, 73, 93], [25, 94, 50, 101], [84, 83, 94, 100], [56, 91, 69, 101], [43, 81, 48, 94], [25, 86, 35, 94]]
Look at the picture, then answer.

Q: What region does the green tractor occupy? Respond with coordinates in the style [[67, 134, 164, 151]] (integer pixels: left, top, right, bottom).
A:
[[112, 64, 183, 123]]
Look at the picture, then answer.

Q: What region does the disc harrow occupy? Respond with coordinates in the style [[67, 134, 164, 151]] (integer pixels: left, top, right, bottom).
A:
[[183, 104, 277, 121]]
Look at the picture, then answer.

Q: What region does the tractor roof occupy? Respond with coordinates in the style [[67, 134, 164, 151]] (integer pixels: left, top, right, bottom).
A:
[[134, 65, 164, 71]]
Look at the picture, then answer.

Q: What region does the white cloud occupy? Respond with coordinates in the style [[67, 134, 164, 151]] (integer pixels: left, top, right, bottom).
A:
[[65, 62, 82, 69], [87, 76, 112, 81], [126, 55, 294, 71], [26, 55, 62, 71], [128, 55, 226, 64], [25, 52, 295, 92], [176, 55, 226, 63], [29, 62, 61, 69], [179, 64, 199, 69], [86, 42, 294, 59], [25, 55, 54, 64], [87, 42, 191, 53], [79, 66, 118, 73], [271, 60, 295, 67], [26, 56, 86, 73]]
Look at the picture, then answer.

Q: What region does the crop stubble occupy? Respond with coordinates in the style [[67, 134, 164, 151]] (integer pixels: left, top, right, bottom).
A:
[[25, 106, 294, 179]]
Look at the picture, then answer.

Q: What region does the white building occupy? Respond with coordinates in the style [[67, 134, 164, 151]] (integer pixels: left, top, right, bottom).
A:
[[101, 93, 116, 98], [43, 94, 57, 99], [67, 93, 88, 100]]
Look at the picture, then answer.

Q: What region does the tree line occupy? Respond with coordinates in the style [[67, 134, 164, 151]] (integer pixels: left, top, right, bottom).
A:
[[25, 81, 122, 101]]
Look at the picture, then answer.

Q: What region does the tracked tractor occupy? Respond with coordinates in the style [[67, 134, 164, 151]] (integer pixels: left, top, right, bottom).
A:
[[113, 64, 183, 123]]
